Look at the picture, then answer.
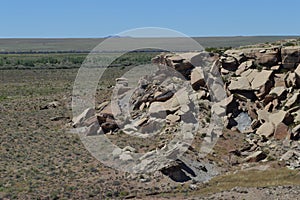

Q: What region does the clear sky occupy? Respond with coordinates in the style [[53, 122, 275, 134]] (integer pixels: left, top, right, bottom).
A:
[[1, 0, 299, 38]]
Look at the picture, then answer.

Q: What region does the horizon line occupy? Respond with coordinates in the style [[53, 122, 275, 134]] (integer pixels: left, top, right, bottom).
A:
[[0, 35, 299, 39]]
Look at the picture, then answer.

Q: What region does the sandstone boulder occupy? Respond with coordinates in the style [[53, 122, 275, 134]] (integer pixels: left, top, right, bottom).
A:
[[190, 67, 205, 90], [236, 60, 254, 75], [269, 110, 293, 127], [281, 46, 300, 69], [251, 70, 273, 90], [228, 77, 251, 91], [256, 122, 274, 137]]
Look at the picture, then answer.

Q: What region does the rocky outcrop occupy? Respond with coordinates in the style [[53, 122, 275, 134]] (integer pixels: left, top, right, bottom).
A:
[[71, 44, 300, 182]]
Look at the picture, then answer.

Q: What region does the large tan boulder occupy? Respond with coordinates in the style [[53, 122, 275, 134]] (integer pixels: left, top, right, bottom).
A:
[[269, 110, 293, 127], [281, 46, 300, 69], [247, 70, 274, 99], [190, 67, 205, 90], [256, 122, 275, 137], [251, 70, 273, 90], [228, 77, 251, 91]]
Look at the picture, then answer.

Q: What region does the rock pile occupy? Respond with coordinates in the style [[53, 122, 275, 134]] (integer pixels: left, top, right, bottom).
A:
[[152, 46, 300, 169], [72, 44, 300, 181]]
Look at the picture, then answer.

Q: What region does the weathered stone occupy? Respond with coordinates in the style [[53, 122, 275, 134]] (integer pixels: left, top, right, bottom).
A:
[[236, 60, 254, 75], [190, 67, 205, 90], [149, 96, 180, 118], [295, 64, 300, 87], [228, 77, 251, 91], [96, 101, 110, 111], [166, 114, 180, 123], [269, 110, 293, 126], [224, 49, 247, 63], [271, 65, 281, 71], [86, 122, 101, 136], [220, 56, 238, 71], [281, 46, 300, 69], [97, 113, 114, 125], [123, 146, 136, 153], [251, 119, 261, 129], [263, 94, 276, 105], [291, 124, 300, 140], [119, 152, 133, 161], [73, 108, 95, 127], [238, 47, 280, 67], [257, 109, 270, 123], [83, 115, 98, 127], [154, 91, 174, 102], [285, 72, 297, 87], [116, 77, 128, 87], [212, 94, 238, 116], [280, 150, 295, 161], [243, 151, 267, 162], [165, 53, 200, 78], [257, 122, 275, 137], [134, 117, 148, 127], [274, 122, 289, 140], [139, 102, 146, 110], [116, 86, 132, 95], [140, 119, 163, 134], [269, 86, 287, 100], [40, 101, 60, 110], [101, 121, 118, 133], [274, 73, 286, 87], [285, 92, 300, 108], [235, 112, 252, 132], [251, 70, 273, 90]]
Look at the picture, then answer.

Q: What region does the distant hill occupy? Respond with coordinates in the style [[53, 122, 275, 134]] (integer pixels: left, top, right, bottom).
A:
[[0, 36, 299, 53]]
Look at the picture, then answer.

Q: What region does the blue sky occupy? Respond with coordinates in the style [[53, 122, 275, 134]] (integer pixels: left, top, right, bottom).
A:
[[1, 0, 299, 38]]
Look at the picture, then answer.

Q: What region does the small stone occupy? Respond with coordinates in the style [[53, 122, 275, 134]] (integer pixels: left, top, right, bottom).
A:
[[280, 150, 295, 161], [244, 151, 267, 162], [166, 114, 180, 123]]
